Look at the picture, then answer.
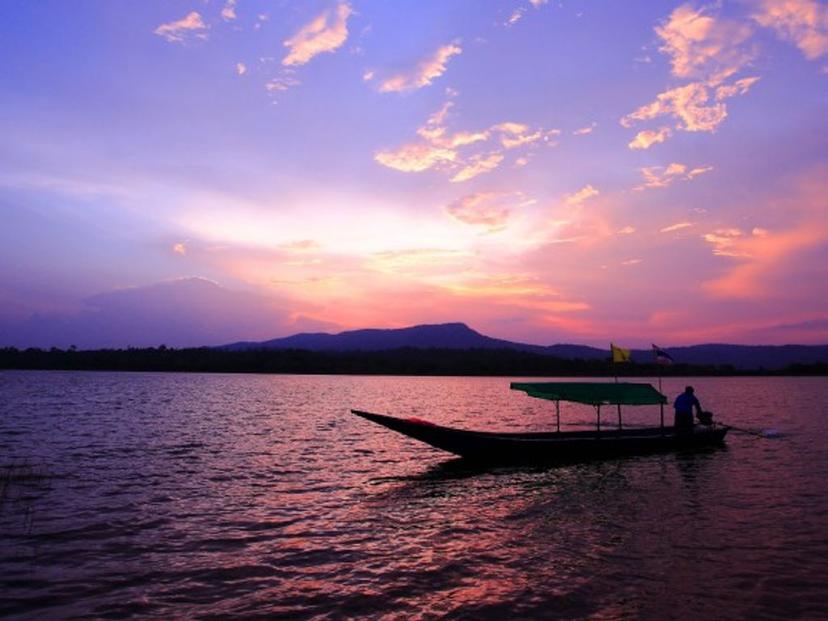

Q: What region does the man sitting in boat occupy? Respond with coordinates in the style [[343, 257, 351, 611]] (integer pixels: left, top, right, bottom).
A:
[[674, 386, 702, 431]]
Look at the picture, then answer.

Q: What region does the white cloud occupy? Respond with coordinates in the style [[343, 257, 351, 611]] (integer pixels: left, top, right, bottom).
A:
[[236, 62, 247, 76], [283, 3, 352, 66], [378, 43, 462, 93], [154, 11, 208, 44]]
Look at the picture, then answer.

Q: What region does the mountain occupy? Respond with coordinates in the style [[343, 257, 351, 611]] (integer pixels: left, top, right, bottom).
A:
[[222, 322, 535, 352], [219, 322, 828, 370]]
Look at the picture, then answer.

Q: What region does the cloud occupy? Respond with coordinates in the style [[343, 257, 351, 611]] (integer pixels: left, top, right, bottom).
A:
[[173, 242, 187, 255], [660, 222, 693, 233], [764, 317, 828, 332], [236, 62, 247, 76], [621, 4, 761, 146], [656, 3, 755, 81], [374, 143, 457, 173], [368, 248, 472, 276], [506, 8, 526, 26], [703, 177, 828, 296], [703, 227, 749, 256], [492, 122, 551, 149], [621, 77, 759, 133], [687, 164, 714, 178], [375, 99, 555, 181], [221, 0, 237, 21], [378, 43, 462, 93], [636, 162, 713, 190], [752, 0, 828, 60], [628, 127, 672, 150], [154, 11, 208, 44], [416, 102, 490, 148], [530, 0, 549, 6], [573, 122, 597, 135], [564, 185, 599, 205], [446, 192, 532, 231], [618, 226, 636, 235], [450, 152, 505, 183], [0, 278, 318, 349], [714, 76, 761, 99], [266, 74, 300, 92], [283, 3, 352, 66]]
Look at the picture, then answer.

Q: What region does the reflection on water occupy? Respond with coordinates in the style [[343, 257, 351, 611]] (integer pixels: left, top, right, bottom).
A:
[[1, 372, 827, 619]]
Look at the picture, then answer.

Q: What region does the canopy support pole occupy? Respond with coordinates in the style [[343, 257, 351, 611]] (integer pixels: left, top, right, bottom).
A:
[[596, 404, 601, 433], [617, 404, 623, 431], [555, 400, 560, 433]]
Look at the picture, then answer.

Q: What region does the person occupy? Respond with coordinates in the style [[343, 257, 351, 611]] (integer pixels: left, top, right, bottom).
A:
[[673, 386, 702, 431]]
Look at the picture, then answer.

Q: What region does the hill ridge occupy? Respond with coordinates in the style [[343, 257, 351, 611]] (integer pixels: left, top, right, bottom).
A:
[[219, 322, 828, 370]]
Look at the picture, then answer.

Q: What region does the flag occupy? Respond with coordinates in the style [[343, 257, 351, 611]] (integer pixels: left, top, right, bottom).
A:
[[652, 344, 674, 365], [611, 343, 631, 363]]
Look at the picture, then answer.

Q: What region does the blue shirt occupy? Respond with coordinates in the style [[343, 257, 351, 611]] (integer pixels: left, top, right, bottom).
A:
[[674, 392, 700, 414]]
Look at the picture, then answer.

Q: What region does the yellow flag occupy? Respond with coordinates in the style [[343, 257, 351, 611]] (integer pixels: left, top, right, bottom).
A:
[[611, 343, 631, 363]]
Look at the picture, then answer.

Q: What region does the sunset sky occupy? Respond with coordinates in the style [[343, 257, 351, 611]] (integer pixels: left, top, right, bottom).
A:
[[1, 0, 827, 349]]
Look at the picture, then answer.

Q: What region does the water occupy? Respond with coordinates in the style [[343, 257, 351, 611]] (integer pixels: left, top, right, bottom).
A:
[[1, 372, 827, 620]]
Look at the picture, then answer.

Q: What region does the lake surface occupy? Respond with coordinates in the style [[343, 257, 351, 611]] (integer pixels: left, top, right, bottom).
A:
[[1, 372, 827, 620]]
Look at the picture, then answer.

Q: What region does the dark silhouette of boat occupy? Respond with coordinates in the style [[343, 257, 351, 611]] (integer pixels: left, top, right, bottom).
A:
[[352, 381, 729, 463]]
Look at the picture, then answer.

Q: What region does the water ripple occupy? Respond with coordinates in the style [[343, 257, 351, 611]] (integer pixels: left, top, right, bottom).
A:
[[1, 372, 827, 619]]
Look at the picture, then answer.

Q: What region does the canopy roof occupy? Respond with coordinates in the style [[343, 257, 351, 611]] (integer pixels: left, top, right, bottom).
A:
[[511, 382, 667, 406]]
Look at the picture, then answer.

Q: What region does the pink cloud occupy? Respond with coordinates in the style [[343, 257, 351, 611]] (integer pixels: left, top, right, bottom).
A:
[[752, 0, 828, 60], [378, 43, 462, 93], [154, 12, 208, 44], [283, 3, 352, 66]]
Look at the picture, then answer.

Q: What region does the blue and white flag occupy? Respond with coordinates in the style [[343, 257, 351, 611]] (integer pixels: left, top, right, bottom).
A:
[[652, 344, 674, 365]]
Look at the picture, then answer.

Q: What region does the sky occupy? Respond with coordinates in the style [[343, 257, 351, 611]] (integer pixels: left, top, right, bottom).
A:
[[1, 0, 827, 349]]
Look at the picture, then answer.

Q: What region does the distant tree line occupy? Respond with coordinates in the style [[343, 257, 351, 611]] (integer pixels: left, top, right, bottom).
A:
[[0, 346, 825, 376]]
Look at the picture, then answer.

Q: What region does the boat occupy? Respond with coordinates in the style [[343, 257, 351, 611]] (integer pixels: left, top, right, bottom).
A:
[[351, 381, 729, 463]]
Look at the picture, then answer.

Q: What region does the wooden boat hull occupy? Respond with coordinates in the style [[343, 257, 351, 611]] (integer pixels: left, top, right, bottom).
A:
[[351, 410, 729, 463]]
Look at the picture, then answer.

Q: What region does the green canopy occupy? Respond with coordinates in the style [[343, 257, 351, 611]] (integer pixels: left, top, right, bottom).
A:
[[511, 382, 667, 406]]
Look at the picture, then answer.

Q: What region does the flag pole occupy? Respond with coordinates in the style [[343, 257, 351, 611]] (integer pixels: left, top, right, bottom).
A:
[[611, 343, 618, 383]]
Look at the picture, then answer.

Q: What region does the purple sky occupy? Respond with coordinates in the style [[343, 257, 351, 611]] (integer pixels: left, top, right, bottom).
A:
[[1, 0, 827, 349]]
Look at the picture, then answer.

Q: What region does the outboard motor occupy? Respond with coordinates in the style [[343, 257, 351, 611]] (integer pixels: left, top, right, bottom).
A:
[[697, 410, 714, 426]]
